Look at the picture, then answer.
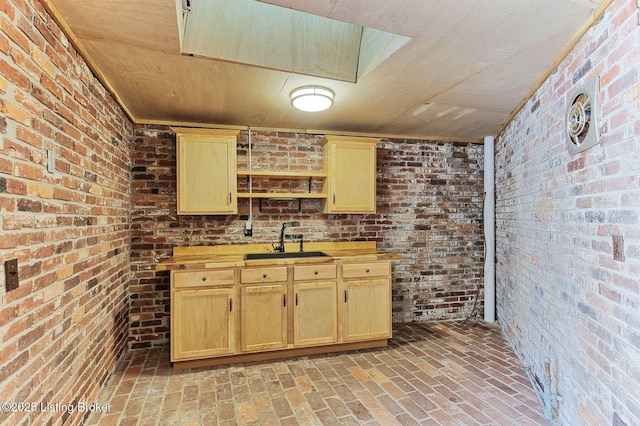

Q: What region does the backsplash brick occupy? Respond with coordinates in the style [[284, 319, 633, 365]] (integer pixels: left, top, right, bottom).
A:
[[0, 1, 132, 424], [129, 127, 485, 348], [495, 0, 640, 424]]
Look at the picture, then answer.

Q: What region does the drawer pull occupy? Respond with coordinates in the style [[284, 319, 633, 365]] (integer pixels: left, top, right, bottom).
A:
[[314, 271, 319, 275], [263, 273, 267, 279], [202, 277, 207, 281], [365, 269, 370, 273]]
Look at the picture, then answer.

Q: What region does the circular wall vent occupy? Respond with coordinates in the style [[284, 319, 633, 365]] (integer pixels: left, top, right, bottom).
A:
[[565, 78, 599, 154]]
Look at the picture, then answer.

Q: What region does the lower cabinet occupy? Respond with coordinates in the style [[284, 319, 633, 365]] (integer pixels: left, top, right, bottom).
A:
[[240, 284, 288, 352], [342, 261, 392, 341], [171, 270, 236, 362], [239, 266, 288, 352], [170, 260, 392, 367], [294, 281, 338, 346], [343, 279, 391, 341]]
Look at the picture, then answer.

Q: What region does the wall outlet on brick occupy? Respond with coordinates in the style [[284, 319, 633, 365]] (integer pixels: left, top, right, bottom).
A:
[[612, 234, 624, 262]]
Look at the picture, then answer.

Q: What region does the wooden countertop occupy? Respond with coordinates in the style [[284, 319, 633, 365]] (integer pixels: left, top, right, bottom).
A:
[[156, 241, 401, 271]]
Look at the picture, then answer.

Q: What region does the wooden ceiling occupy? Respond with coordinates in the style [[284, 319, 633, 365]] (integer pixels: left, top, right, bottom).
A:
[[43, 0, 609, 141]]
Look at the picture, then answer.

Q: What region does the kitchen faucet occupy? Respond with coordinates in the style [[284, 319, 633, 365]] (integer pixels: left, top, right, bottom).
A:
[[272, 221, 301, 252]]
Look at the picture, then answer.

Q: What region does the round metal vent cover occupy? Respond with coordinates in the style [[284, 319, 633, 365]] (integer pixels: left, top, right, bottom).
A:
[[565, 78, 600, 154]]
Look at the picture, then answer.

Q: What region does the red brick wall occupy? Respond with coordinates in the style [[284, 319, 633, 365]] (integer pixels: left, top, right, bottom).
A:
[[495, 0, 640, 424], [130, 125, 485, 348], [0, 1, 132, 424]]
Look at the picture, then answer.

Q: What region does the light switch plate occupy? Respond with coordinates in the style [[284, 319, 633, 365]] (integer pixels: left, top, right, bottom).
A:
[[4, 259, 19, 291], [47, 149, 55, 173], [612, 234, 624, 262]]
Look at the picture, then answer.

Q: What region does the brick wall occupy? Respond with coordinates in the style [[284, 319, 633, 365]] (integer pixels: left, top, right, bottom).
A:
[[0, 1, 132, 424], [129, 126, 485, 348], [495, 0, 640, 424]]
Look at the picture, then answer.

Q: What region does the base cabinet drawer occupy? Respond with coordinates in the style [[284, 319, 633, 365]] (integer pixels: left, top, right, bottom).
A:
[[341, 262, 389, 279], [293, 264, 337, 281], [240, 266, 288, 284], [172, 269, 235, 288]]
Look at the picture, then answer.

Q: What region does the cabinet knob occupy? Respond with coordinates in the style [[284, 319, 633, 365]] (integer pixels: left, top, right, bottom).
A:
[[365, 269, 370, 273], [263, 274, 267, 279], [314, 271, 319, 275], [202, 277, 207, 281]]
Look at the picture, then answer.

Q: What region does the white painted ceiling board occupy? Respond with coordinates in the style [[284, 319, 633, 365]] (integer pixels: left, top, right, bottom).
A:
[[44, 0, 607, 140]]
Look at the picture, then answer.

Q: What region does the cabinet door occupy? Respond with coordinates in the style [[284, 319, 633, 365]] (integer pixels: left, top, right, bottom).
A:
[[294, 282, 338, 346], [343, 278, 391, 341], [176, 129, 237, 214], [241, 284, 287, 352], [323, 137, 377, 213], [172, 288, 235, 361]]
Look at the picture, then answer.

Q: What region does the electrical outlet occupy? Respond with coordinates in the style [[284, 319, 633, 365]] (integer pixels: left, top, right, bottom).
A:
[[612, 235, 624, 262], [4, 259, 19, 291]]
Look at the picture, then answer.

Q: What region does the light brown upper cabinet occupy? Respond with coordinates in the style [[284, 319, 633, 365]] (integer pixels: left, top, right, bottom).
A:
[[322, 136, 378, 214], [173, 127, 238, 214]]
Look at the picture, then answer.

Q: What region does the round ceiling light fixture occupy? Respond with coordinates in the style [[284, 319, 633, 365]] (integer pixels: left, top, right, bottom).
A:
[[290, 86, 334, 112]]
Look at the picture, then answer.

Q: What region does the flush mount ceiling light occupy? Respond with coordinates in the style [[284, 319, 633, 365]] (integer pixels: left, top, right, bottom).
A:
[[290, 86, 334, 112]]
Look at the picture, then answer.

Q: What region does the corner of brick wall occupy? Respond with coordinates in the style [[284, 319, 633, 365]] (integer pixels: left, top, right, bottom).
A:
[[495, 0, 640, 424], [0, 1, 132, 424]]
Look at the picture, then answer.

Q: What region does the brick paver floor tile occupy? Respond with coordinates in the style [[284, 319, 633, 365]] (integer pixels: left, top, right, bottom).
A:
[[86, 321, 548, 425]]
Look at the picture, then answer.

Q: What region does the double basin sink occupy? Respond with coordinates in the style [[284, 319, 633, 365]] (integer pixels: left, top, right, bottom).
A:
[[244, 251, 329, 260]]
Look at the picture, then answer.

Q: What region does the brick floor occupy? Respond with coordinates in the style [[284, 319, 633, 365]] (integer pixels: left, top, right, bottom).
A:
[[85, 321, 548, 425]]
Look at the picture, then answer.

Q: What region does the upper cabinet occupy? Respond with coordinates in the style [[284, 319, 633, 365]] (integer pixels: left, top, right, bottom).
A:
[[171, 129, 378, 215], [322, 136, 379, 214], [173, 128, 238, 215]]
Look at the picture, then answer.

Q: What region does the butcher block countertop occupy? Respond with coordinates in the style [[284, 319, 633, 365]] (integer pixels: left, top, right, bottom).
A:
[[156, 241, 401, 271]]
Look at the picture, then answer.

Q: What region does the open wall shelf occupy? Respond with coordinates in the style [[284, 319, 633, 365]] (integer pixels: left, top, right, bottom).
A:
[[237, 170, 327, 199], [237, 170, 327, 212]]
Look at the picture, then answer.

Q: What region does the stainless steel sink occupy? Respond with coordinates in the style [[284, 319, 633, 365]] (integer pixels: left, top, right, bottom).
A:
[[244, 251, 329, 260]]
